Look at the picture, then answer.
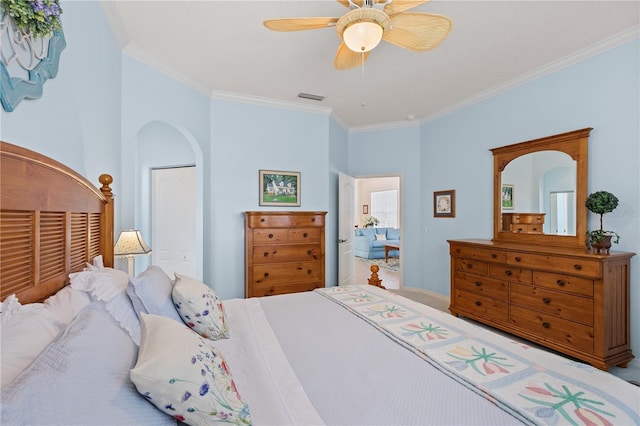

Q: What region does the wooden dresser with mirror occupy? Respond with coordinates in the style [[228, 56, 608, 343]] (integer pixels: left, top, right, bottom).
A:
[[449, 128, 635, 370]]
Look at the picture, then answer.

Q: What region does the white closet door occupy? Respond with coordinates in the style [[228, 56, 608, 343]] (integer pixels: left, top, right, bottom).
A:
[[151, 166, 197, 278]]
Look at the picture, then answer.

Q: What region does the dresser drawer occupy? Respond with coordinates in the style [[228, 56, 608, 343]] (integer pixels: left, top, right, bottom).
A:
[[506, 252, 601, 278], [450, 245, 505, 263], [453, 289, 508, 323], [533, 271, 594, 297], [488, 264, 532, 284], [291, 214, 324, 227], [510, 306, 593, 353], [290, 227, 322, 243], [251, 281, 322, 297], [453, 258, 489, 275], [511, 214, 544, 224], [454, 271, 508, 301], [510, 283, 593, 325], [252, 261, 322, 285], [253, 228, 290, 243], [248, 214, 292, 228], [509, 223, 543, 234], [252, 244, 321, 264]]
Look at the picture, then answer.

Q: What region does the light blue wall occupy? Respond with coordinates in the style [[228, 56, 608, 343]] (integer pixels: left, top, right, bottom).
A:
[[348, 125, 422, 287], [418, 39, 639, 368], [0, 1, 122, 196]]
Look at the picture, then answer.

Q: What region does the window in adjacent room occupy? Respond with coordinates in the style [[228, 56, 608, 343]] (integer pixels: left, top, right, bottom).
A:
[[371, 189, 398, 228]]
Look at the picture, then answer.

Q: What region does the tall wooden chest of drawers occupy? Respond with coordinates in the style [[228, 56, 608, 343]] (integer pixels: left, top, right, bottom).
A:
[[244, 211, 327, 297], [448, 239, 635, 370]]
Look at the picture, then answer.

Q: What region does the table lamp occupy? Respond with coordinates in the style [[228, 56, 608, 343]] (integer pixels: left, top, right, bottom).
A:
[[114, 230, 152, 276]]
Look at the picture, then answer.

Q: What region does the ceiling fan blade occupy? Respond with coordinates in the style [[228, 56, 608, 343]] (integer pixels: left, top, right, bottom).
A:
[[383, 12, 452, 51], [334, 42, 370, 70], [264, 17, 338, 32], [384, 0, 430, 15], [337, 0, 364, 8]]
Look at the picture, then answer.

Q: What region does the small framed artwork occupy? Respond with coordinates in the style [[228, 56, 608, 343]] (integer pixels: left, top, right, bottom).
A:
[[501, 184, 514, 210], [434, 190, 455, 218], [362, 204, 369, 214], [259, 170, 301, 207]]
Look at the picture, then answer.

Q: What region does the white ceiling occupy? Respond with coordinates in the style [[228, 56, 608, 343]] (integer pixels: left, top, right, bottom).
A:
[[103, 1, 640, 131]]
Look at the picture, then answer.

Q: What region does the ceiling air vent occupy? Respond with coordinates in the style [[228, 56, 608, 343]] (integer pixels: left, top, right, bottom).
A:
[[298, 93, 325, 101]]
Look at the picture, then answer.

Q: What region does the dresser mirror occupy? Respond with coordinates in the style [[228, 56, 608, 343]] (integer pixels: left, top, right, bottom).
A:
[[491, 128, 591, 248]]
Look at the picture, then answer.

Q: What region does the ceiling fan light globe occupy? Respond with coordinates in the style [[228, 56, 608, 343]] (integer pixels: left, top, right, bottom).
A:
[[343, 21, 383, 52]]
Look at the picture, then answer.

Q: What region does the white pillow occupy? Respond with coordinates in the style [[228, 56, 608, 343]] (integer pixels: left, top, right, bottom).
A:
[[70, 267, 140, 343], [1, 294, 21, 326], [172, 274, 229, 340], [127, 266, 182, 322], [1, 304, 64, 388], [375, 233, 387, 241], [130, 314, 251, 425], [44, 286, 92, 324]]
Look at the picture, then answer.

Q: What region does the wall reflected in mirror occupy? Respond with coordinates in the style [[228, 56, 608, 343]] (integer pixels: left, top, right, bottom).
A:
[[501, 150, 576, 236]]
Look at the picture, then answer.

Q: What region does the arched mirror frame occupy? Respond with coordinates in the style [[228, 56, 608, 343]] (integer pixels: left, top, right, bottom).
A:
[[491, 128, 591, 249]]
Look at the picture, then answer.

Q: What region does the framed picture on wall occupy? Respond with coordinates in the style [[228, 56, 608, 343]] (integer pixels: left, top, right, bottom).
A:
[[434, 190, 455, 218], [501, 184, 514, 209], [259, 170, 301, 206], [363, 204, 368, 214]]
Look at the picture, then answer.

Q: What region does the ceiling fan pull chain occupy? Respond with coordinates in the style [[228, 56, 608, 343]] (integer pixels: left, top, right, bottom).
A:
[[361, 51, 366, 78]]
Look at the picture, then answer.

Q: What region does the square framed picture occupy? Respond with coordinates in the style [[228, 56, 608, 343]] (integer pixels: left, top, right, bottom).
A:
[[501, 184, 514, 210], [434, 190, 455, 218], [259, 170, 300, 207]]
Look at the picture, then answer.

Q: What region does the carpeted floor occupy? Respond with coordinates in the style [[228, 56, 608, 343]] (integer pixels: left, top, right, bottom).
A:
[[354, 256, 399, 272]]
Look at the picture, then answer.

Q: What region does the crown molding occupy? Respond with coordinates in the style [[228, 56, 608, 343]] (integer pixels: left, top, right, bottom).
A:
[[421, 25, 640, 125], [100, 1, 129, 50], [210, 90, 332, 117], [349, 119, 420, 134]]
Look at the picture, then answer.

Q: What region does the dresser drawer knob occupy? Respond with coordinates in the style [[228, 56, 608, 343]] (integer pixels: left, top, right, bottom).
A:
[[311, 218, 316, 222], [491, 253, 497, 258], [573, 264, 582, 270], [466, 263, 473, 269], [542, 297, 551, 304], [260, 218, 266, 222], [475, 281, 482, 287], [264, 272, 269, 278], [474, 301, 482, 306], [303, 232, 308, 238], [308, 249, 314, 255], [268, 233, 274, 238], [263, 252, 269, 257], [307, 269, 313, 274], [505, 270, 512, 276], [456, 248, 461, 253], [514, 256, 521, 262], [542, 322, 550, 329], [556, 279, 565, 286]]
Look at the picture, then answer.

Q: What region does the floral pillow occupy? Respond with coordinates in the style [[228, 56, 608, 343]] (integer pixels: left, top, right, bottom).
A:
[[130, 313, 250, 425], [172, 274, 229, 340]]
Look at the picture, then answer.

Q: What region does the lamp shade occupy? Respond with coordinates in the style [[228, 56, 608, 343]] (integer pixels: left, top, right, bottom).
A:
[[336, 7, 390, 53], [114, 230, 152, 257]]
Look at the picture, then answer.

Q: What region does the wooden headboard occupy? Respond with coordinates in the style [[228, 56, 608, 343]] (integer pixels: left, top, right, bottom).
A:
[[0, 141, 115, 304]]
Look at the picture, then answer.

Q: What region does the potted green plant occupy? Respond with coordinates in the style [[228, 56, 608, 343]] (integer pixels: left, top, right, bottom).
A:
[[363, 216, 379, 228], [585, 190, 619, 254]]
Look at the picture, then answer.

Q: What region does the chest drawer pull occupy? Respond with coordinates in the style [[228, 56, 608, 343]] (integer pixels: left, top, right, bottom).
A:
[[264, 272, 269, 277], [556, 279, 565, 286], [574, 264, 582, 270], [307, 269, 313, 274], [263, 252, 269, 257], [475, 301, 482, 306], [514, 256, 521, 262], [475, 281, 482, 286], [311, 218, 316, 222], [455, 248, 461, 253], [261, 218, 266, 222], [268, 233, 274, 238], [466, 263, 473, 269], [491, 253, 497, 258], [303, 232, 308, 238], [504, 270, 512, 276], [542, 322, 550, 328], [542, 297, 551, 304]]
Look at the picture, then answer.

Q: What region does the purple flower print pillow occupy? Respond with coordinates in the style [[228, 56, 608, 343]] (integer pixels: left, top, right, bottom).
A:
[[172, 274, 229, 340]]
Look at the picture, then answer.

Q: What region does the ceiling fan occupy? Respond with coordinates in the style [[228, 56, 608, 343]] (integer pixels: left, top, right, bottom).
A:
[[263, 0, 452, 70]]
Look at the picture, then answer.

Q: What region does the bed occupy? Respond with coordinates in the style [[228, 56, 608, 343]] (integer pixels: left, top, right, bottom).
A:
[[1, 140, 638, 426]]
